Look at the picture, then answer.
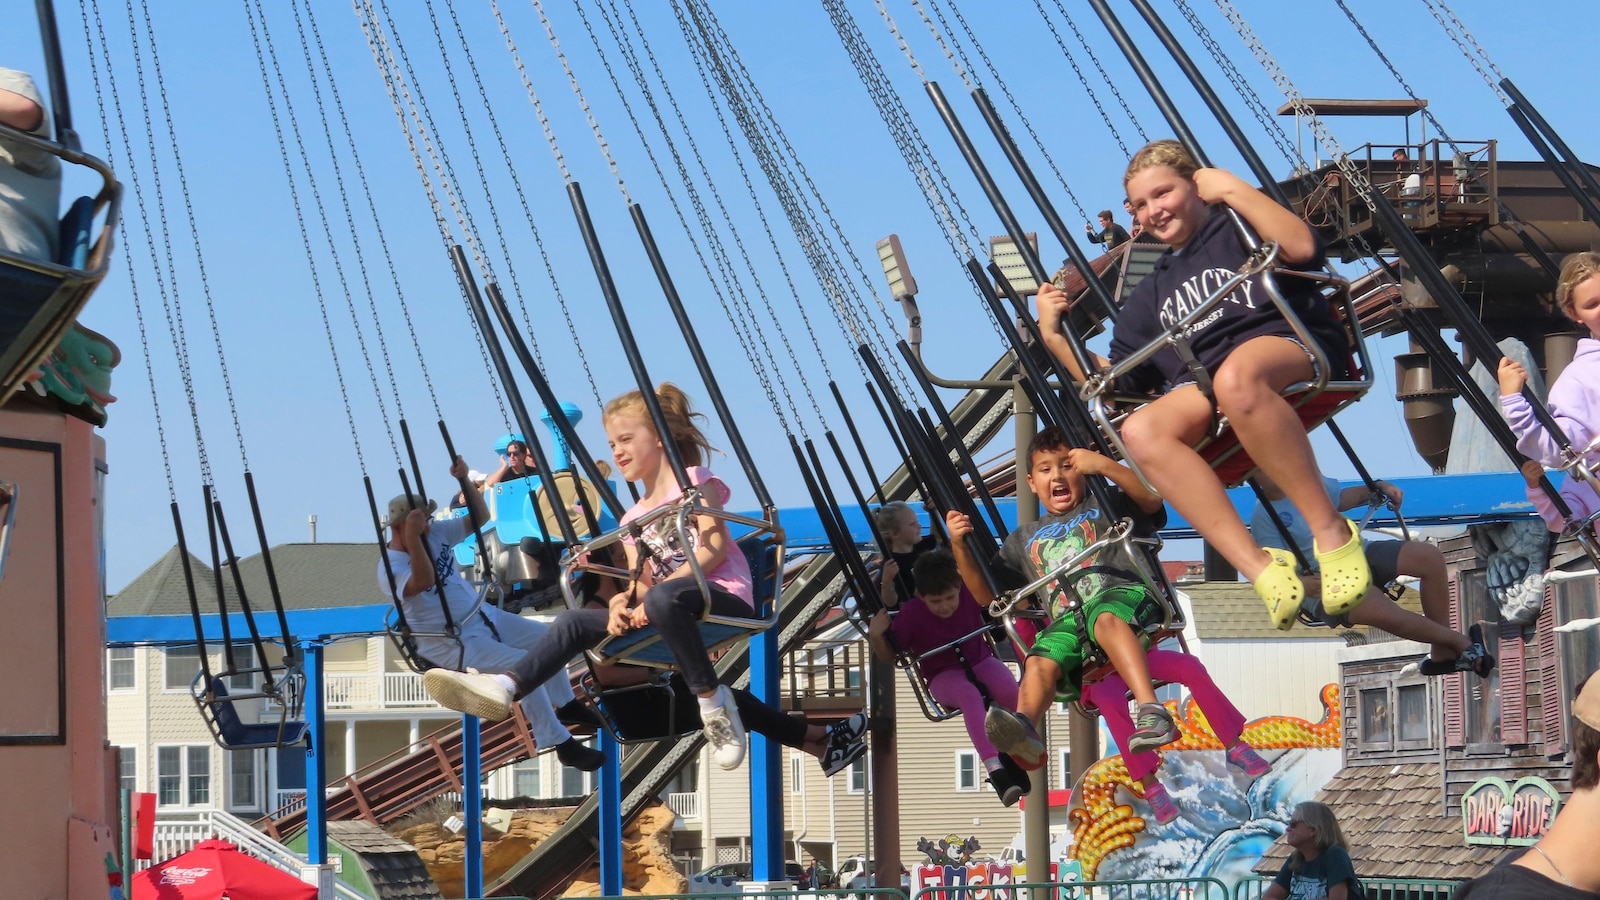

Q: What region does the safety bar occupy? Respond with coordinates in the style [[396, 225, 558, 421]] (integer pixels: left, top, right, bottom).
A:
[[381, 579, 496, 674]]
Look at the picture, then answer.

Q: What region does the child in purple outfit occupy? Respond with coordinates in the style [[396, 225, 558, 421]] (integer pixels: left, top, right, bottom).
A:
[[868, 550, 1026, 805]]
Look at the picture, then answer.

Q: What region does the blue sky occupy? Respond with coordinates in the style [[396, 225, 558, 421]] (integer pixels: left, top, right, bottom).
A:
[[9, 0, 1595, 592]]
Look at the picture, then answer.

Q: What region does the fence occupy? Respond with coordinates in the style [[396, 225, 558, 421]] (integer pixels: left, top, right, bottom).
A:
[[1233, 876, 1459, 900]]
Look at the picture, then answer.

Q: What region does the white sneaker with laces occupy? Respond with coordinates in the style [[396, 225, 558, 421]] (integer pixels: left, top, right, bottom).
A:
[[700, 686, 747, 770], [423, 667, 513, 722]]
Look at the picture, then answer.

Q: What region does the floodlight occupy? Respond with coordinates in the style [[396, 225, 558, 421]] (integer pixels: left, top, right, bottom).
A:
[[989, 233, 1040, 297], [877, 234, 922, 345]]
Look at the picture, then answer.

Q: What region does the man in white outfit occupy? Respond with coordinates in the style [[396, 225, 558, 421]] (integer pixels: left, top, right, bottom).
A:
[[379, 456, 602, 771]]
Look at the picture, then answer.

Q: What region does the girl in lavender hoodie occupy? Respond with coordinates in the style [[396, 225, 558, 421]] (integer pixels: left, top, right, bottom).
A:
[[1499, 251, 1600, 525]]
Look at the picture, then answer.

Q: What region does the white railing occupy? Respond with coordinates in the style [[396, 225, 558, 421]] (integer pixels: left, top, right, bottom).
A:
[[144, 808, 370, 899], [273, 789, 307, 817], [666, 791, 701, 821], [317, 672, 438, 710]]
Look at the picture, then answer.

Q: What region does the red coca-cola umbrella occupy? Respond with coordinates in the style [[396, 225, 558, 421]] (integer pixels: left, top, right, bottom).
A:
[[132, 839, 319, 900]]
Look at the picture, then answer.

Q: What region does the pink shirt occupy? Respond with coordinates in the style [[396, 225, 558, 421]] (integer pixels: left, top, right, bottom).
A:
[[619, 465, 754, 605]]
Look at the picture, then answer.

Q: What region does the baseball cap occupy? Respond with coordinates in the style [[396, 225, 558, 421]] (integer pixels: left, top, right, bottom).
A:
[[385, 493, 437, 527], [1576, 668, 1600, 731]]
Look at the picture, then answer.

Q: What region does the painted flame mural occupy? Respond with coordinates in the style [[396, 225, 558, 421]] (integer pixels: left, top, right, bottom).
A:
[[1067, 683, 1343, 881]]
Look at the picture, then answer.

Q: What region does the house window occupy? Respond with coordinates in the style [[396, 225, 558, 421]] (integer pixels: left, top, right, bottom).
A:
[[108, 647, 136, 691], [225, 645, 256, 692], [848, 755, 867, 794], [1461, 573, 1503, 745], [1397, 683, 1431, 743], [1359, 687, 1391, 746], [157, 745, 211, 807], [955, 750, 979, 791], [790, 752, 804, 794], [229, 749, 259, 811], [117, 747, 137, 793], [1059, 749, 1072, 791], [560, 746, 592, 796], [165, 646, 203, 691], [513, 757, 541, 798]]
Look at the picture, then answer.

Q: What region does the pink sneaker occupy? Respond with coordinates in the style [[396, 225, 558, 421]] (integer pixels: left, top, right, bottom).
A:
[[1142, 781, 1179, 824], [1226, 741, 1271, 777]]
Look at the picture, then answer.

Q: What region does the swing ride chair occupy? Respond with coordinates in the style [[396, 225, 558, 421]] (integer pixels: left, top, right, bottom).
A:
[[1079, 242, 1375, 491], [1555, 434, 1600, 561], [560, 493, 785, 669], [554, 501, 784, 744], [190, 663, 308, 752], [0, 121, 120, 400], [897, 621, 1005, 724], [986, 518, 1186, 714], [381, 576, 497, 675]]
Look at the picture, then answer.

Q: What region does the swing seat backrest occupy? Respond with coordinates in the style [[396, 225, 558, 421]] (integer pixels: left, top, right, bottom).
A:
[[487, 477, 540, 544], [198, 677, 308, 751]]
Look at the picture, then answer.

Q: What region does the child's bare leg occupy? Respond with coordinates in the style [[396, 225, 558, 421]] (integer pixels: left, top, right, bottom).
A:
[[1344, 589, 1469, 658], [1092, 613, 1159, 706], [1396, 542, 1457, 659], [1122, 387, 1274, 580], [1212, 337, 1347, 552], [1017, 657, 1063, 725]]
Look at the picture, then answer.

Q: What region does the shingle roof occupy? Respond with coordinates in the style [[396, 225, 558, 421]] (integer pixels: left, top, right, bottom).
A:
[[1254, 762, 1501, 880], [327, 821, 442, 900], [1185, 581, 1425, 642], [108, 543, 390, 617]]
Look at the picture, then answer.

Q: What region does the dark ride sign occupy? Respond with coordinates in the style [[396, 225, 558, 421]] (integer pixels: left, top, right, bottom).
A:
[[1461, 776, 1561, 846]]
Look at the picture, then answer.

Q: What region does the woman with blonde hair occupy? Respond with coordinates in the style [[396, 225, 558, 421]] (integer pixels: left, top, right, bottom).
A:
[[1265, 801, 1362, 900]]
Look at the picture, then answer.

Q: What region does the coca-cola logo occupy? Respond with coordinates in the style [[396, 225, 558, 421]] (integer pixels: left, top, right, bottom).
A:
[[159, 866, 213, 886]]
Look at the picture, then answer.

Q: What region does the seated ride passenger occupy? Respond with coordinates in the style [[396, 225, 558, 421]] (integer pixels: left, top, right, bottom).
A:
[[1037, 139, 1368, 631], [1250, 471, 1494, 678], [379, 456, 603, 771], [950, 429, 1187, 765], [867, 549, 1027, 805], [0, 67, 61, 262]]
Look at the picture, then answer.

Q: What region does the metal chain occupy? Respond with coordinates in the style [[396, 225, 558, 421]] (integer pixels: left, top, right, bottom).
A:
[[925, 0, 1092, 225], [420, 0, 549, 375], [247, 0, 402, 466], [301, 0, 443, 419], [1419, 0, 1507, 102], [529, 0, 629, 203], [439, 0, 603, 409], [137, 0, 249, 475], [1045, 0, 1149, 151], [581, 0, 813, 434], [121, 0, 211, 485], [82, 0, 177, 499], [566, 0, 800, 434], [687, 0, 928, 401], [904, 0, 972, 91], [285, 0, 411, 427], [243, 0, 371, 473], [811, 0, 1006, 367], [354, 0, 511, 431]]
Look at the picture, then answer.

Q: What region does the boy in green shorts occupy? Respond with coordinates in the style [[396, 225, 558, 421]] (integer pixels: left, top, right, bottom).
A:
[[949, 426, 1174, 769]]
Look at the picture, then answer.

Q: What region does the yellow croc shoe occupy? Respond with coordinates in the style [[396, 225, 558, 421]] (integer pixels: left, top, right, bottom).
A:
[[1315, 517, 1371, 616], [1252, 548, 1304, 631]]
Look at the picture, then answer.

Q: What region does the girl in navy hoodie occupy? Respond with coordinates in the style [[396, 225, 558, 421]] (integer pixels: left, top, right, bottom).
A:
[[1036, 139, 1365, 632]]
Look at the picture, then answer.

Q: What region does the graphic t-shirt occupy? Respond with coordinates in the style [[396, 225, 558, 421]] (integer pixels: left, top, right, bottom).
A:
[[1271, 847, 1361, 900], [888, 587, 995, 679], [992, 486, 1164, 620], [1109, 207, 1348, 394], [618, 465, 753, 604]]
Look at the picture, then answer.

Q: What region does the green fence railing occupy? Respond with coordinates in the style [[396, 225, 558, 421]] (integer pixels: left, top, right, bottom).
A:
[[1232, 875, 1461, 900]]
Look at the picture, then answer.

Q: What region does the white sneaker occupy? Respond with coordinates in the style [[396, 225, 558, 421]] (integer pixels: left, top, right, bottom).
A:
[[424, 667, 513, 722], [700, 686, 747, 770]]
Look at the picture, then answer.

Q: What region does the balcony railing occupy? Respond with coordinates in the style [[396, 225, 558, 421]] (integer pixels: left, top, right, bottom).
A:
[[268, 672, 440, 711], [666, 791, 701, 821]]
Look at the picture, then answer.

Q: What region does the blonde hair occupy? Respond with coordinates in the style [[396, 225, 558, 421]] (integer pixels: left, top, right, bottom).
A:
[[873, 500, 917, 535], [1124, 139, 1200, 186], [1555, 251, 1600, 320], [1287, 801, 1349, 873], [603, 382, 716, 468]]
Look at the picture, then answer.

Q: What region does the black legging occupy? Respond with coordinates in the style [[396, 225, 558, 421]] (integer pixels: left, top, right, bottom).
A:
[[603, 674, 808, 746], [506, 581, 752, 699]]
